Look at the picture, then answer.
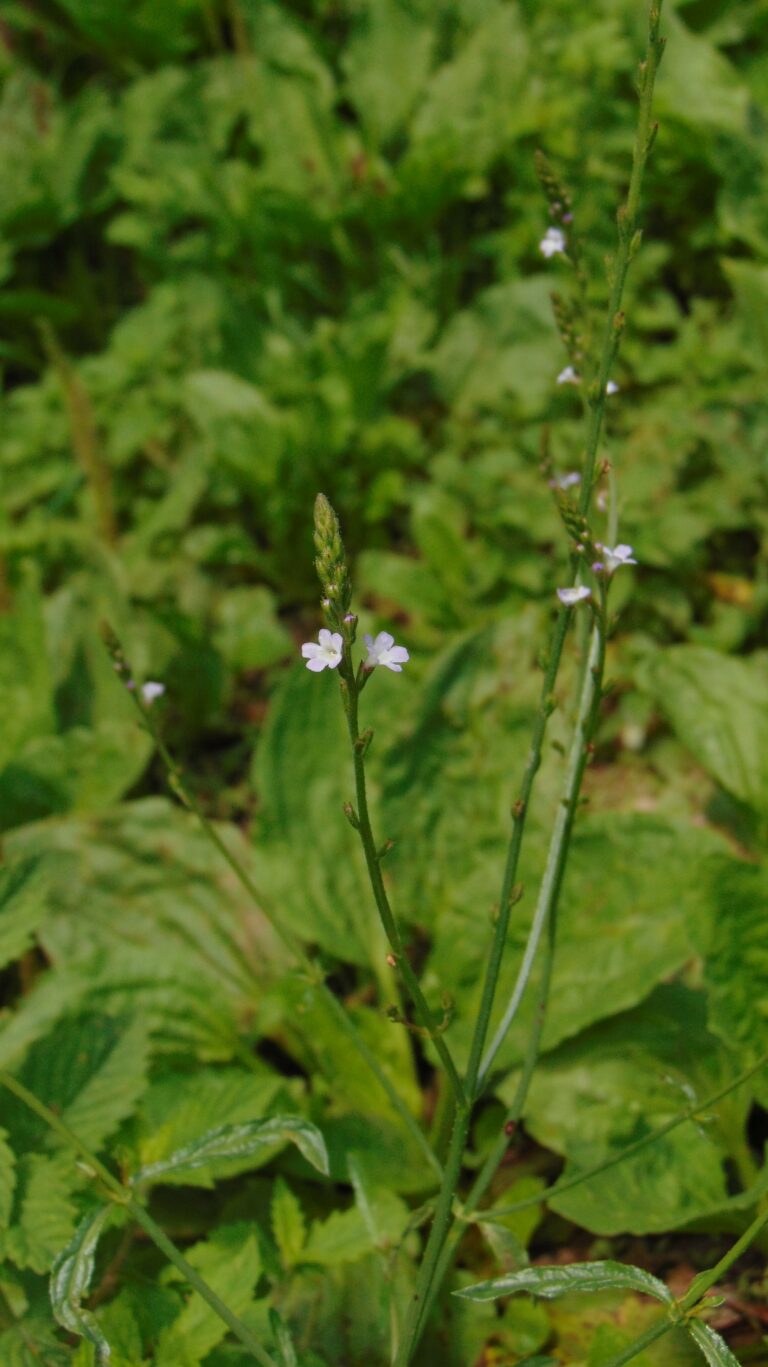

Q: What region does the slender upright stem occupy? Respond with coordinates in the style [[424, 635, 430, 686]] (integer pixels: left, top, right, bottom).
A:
[[598, 1319, 671, 1367], [343, 682, 467, 1109], [399, 613, 606, 1361], [0, 1071, 275, 1367], [116, 666, 442, 1180]]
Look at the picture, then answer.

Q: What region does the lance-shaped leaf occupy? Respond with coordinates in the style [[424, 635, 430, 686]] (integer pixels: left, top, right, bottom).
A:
[[454, 1259, 674, 1304], [688, 1320, 742, 1366], [50, 1205, 113, 1362], [133, 1115, 329, 1185]]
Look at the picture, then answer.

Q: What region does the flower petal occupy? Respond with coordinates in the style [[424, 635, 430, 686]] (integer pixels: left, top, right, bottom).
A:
[[305, 656, 328, 672]]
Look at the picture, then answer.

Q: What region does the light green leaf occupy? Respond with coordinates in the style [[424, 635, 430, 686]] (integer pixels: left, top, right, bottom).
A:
[[0, 1154, 79, 1273], [520, 986, 742, 1235], [134, 1115, 328, 1186], [704, 861, 768, 1081], [0, 859, 49, 970], [3, 1013, 150, 1156], [342, 0, 433, 145], [455, 1260, 673, 1305], [637, 646, 768, 813], [304, 1187, 409, 1268], [687, 1320, 741, 1367], [272, 1178, 306, 1271], [156, 1223, 262, 1367], [50, 1205, 113, 1364]]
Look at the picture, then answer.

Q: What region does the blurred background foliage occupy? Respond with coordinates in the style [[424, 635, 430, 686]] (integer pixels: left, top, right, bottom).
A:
[[3, 1, 768, 1363]]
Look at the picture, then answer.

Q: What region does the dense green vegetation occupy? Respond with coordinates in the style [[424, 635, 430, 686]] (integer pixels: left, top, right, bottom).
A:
[[2, 0, 768, 1362]]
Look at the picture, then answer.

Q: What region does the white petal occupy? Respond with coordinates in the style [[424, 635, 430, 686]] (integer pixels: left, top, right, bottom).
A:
[[386, 646, 409, 663], [305, 656, 327, 672], [318, 628, 333, 647], [301, 642, 320, 658], [382, 661, 403, 672], [141, 681, 165, 703], [363, 634, 374, 651], [375, 631, 394, 650], [329, 633, 344, 653]]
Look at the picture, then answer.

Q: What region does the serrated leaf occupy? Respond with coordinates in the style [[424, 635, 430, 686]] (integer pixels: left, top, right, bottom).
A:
[[0, 1154, 79, 1273], [687, 1320, 741, 1366], [454, 1260, 673, 1304], [155, 1223, 262, 1367], [0, 1128, 17, 1227], [521, 986, 742, 1235], [272, 1178, 306, 1271], [0, 858, 49, 970], [134, 1114, 328, 1186], [50, 1205, 113, 1364], [3, 1012, 150, 1156]]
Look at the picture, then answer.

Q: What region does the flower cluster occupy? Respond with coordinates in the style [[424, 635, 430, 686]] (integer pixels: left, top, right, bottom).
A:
[[540, 227, 566, 259], [301, 628, 409, 675], [557, 544, 637, 606]]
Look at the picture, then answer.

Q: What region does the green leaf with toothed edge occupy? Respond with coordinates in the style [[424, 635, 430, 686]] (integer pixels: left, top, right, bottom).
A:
[[687, 1320, 742, 1367], [49, 1205, 113, 1364], [455, 1260, 673, 1304], [133, 1115, 329, 1186]]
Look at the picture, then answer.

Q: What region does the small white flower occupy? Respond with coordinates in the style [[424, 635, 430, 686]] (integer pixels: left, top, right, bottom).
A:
[[141, 681, 165, 704], [549, 470, 581, 491], [539, 227, 566, 258], [556, 366, 580, 386], [364, 631, 410, 673], [595, 543, 637, 574], [557, 586, 592, 606], [606, 380, 619, 395], [301, 628, 343, 672]]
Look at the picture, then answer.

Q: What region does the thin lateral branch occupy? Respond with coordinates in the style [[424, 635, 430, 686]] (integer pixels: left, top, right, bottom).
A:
[[103, 630, 443, 1181]]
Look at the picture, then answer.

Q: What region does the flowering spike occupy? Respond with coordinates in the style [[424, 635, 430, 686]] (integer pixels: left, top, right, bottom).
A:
[[313, 493, 351, 627]]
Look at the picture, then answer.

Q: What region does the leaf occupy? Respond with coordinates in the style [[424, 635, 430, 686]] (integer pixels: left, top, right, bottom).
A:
[[342, 0, 433, 145], [303, 1188, 409, 1268], [687, 1320, 742, 1367], [272, 1178, 306, 1271], [3, 1012, 150, 1155], [134, 1115, 329, 1186], [0, 858, 50, 970], [0, 1154, 79, 1273], [0, 1128, 17, 1226], [704, 861, 768, 1088], [455, 1260, 673, 1305], [520, 986, 744, 1235], [49, 1205, 113, 1364], [637, 646, 768, 813], [155, 1223, 262, 1367]]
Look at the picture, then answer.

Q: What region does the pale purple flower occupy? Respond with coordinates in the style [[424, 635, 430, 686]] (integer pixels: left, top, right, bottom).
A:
[[364, 631, 409, 673], [301, 629, 343, 672], [540, 227, 566, 259], [549, 471, 581, 491], [595, 543, 637, 574], [557, 366, 580, 386], [141, 681, 165, 704], [606, 380, 619, 395], [557, 586, 591, 606]]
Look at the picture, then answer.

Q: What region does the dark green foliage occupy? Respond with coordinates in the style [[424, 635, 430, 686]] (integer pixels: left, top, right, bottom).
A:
[[1, 1, 768, 1364]]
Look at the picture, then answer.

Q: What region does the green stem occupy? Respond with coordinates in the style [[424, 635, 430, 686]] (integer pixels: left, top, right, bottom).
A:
[[118, 667, 442, 1181], [481, 613, 605, 1082], [678, 1205, 768, 1314], [598, 1318, 671, 1367], [577, 1, 665, 504], [401, 612, 607, 1360], [0, 1071, 275, 1367], [343, 680, 467, 1109]]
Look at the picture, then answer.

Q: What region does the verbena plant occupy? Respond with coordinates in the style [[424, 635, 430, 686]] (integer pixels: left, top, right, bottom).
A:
[[1, 3, 767, 1365]]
